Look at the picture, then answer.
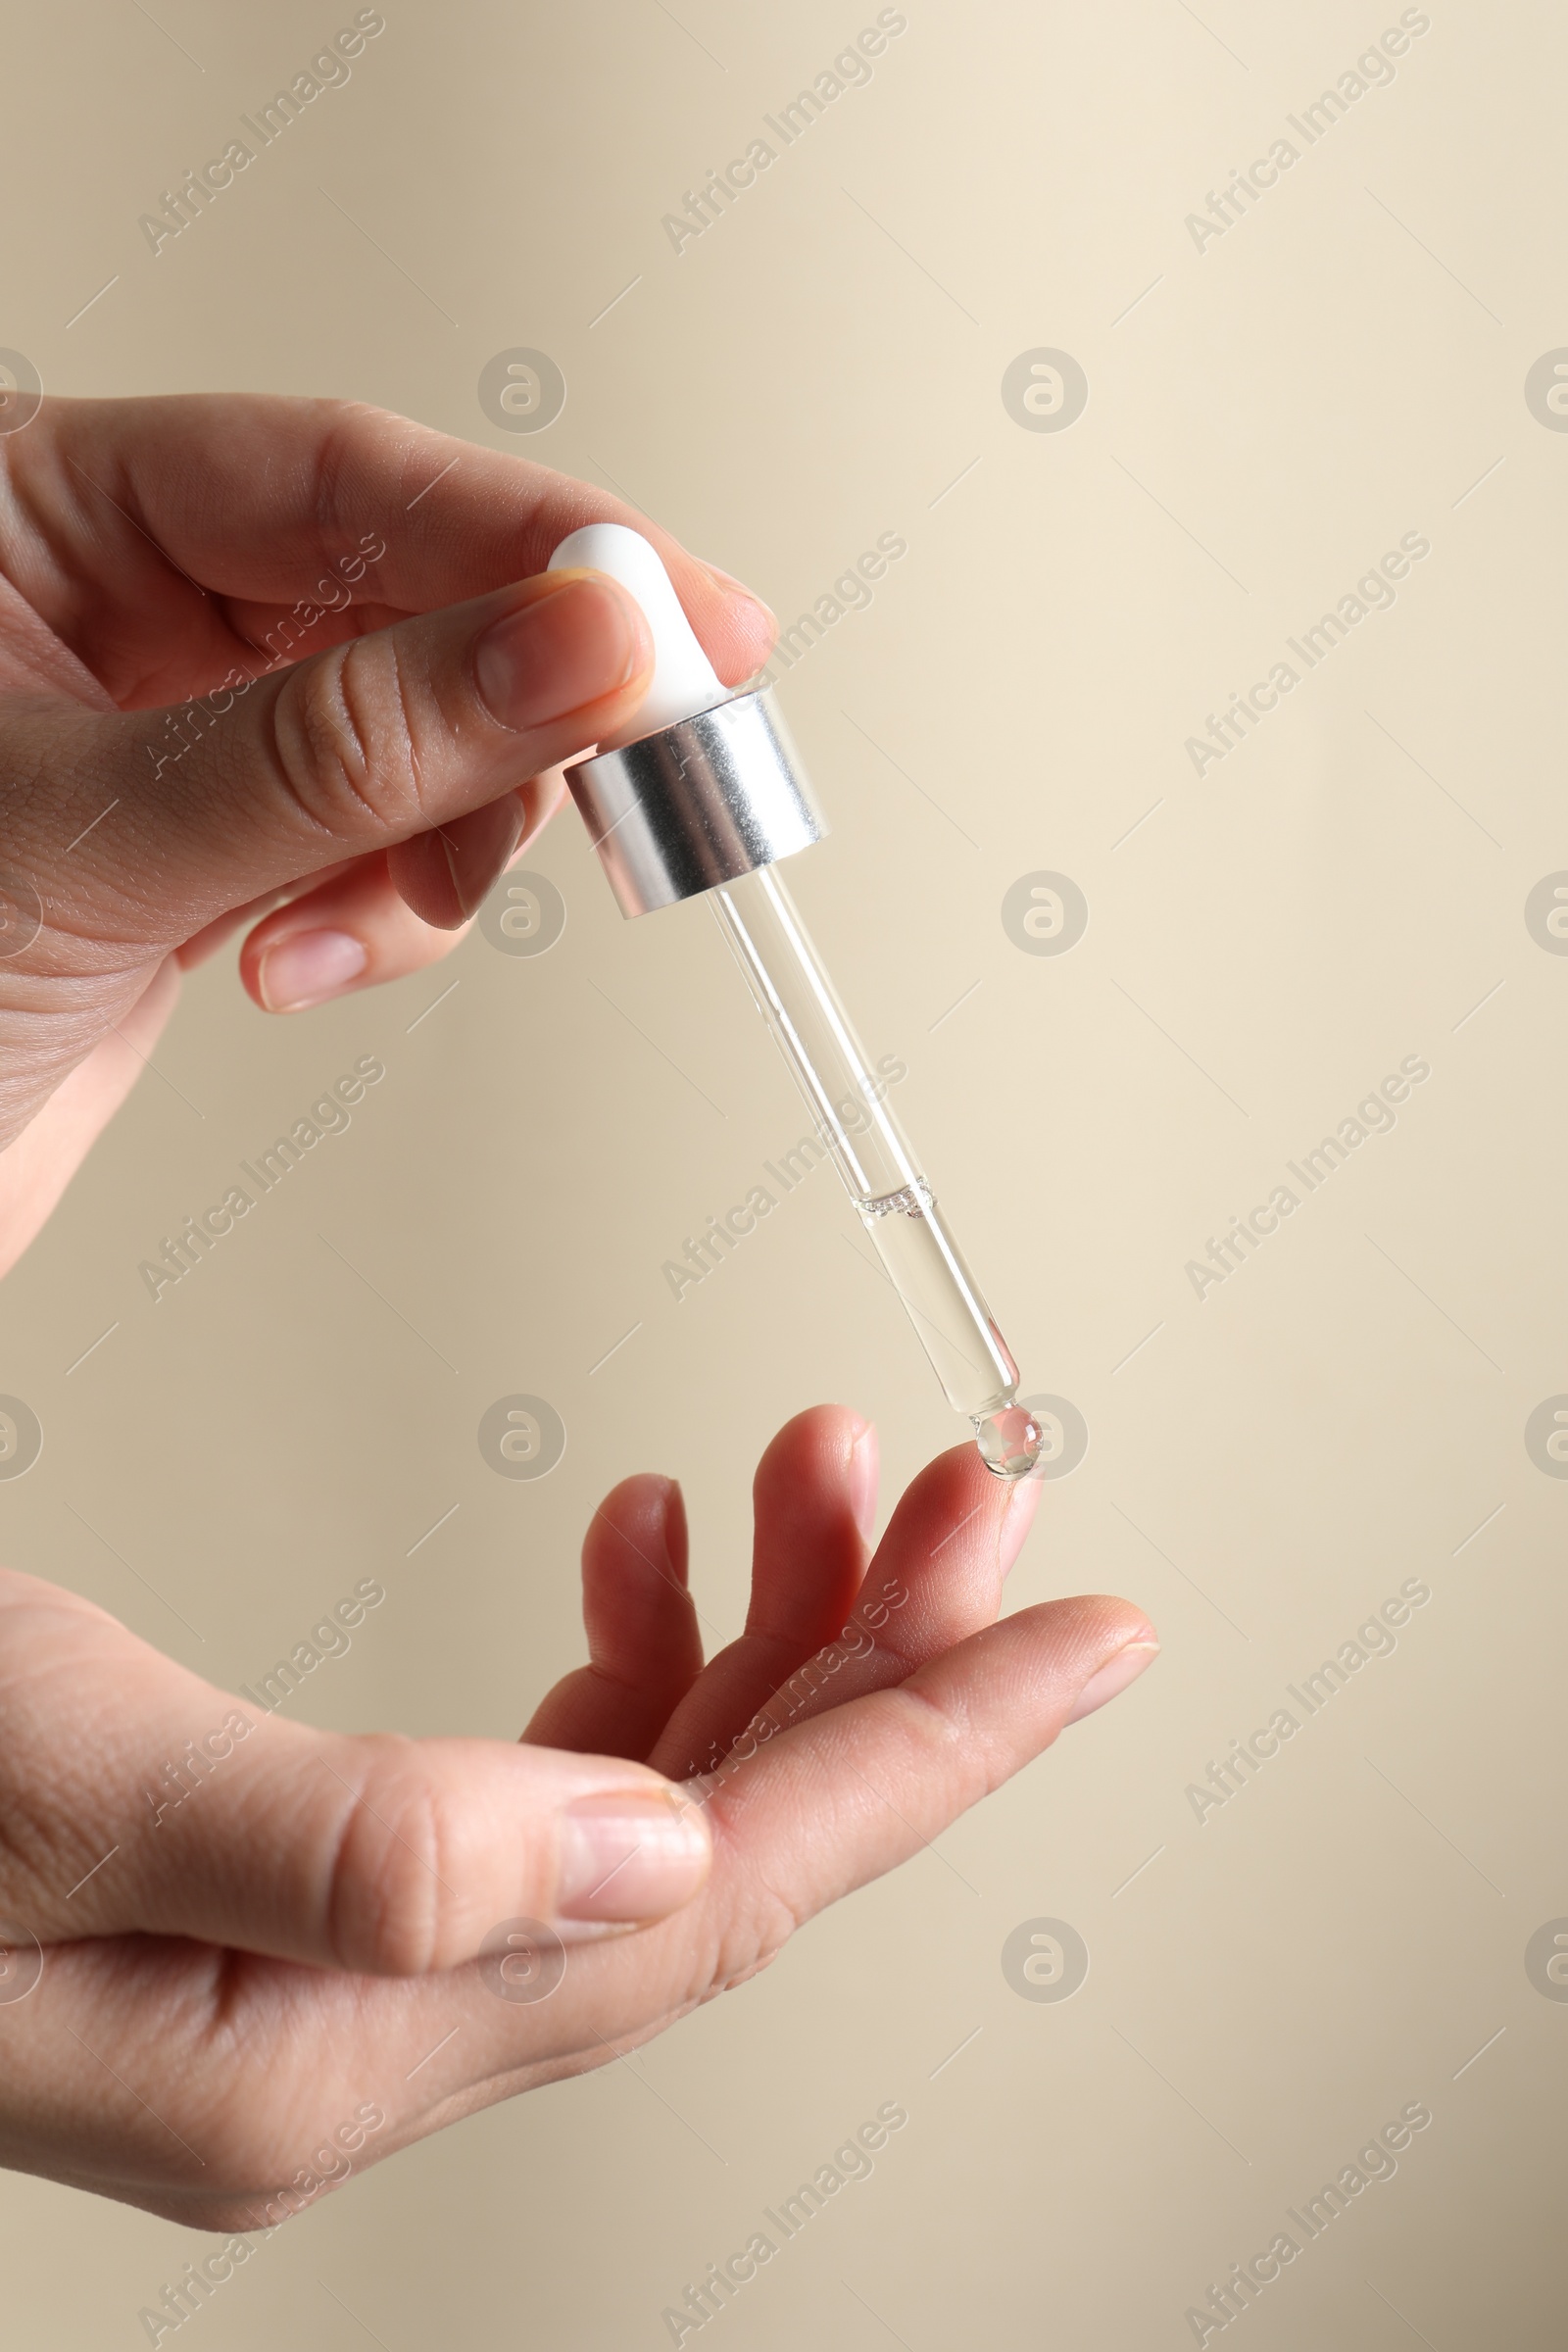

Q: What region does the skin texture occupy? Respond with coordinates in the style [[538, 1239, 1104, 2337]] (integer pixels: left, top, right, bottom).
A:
[[0, 396, 1155, 2226]]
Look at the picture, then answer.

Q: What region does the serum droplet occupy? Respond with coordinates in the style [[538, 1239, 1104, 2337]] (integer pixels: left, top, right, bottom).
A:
[[974, 1405, 1045, 1481]]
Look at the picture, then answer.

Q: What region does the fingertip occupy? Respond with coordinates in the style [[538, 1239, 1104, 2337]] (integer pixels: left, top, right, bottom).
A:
[[662, 1476, 689, 1589], [585, 1472, 686, 1593], [733, 1404, 874, 1660], [696, 560, 777, 681], [1000, 1471, 1043, 1577], [1064, 1613, 1160, 1725], [588, 534, 774, 689], [239, 854, 473, 1011], [513, 763, 569, 852], [385, 786, 530, 929], [1045, 1591, 1157, 1648], [753, 1402, 866, 1493], [906, 1441, 1016, 1557], [848, 1414, 879, 1545], [253, 926, 368, 1011], [474, 569, 654, 735]]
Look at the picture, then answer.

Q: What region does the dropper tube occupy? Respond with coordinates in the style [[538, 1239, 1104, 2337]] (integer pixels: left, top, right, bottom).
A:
[[710, 865, 1021, 1422], [556, 524, 1044, 1479]]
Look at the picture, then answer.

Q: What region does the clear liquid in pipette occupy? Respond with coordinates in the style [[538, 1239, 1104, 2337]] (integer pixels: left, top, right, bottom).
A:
[[711, 872, 1042, 1481], [973, 1402, 1047, 1480], [857, 1185, 1045, 1481]]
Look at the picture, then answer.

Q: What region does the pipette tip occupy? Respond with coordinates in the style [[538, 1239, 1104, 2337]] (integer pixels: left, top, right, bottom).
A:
[[973, 1404, 1045, 1481]]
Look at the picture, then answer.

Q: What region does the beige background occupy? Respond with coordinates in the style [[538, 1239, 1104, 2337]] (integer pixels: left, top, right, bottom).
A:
[[3, 0, 1566, 2343]]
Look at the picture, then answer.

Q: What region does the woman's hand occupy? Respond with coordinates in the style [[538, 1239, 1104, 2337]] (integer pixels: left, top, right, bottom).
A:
[[0, 1405, 1155, 2229], [0, 401, 1156, 2237], [0, 393, 774, 1272]]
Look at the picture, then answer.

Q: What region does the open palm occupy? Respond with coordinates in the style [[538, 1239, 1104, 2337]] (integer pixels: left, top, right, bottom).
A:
[[0, 1405, 1152, 2229]]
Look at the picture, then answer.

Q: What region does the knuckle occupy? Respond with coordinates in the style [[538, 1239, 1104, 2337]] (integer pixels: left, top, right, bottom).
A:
[[710, 1943, 784, 1999], [891, 1671, 965, 1747], [306, 397, 399, 538], [704, 1864, 803, 1996], [889, 1676, 1008, 1814], [322, 1739, 446, 1975], [268, 633, 424, 842]]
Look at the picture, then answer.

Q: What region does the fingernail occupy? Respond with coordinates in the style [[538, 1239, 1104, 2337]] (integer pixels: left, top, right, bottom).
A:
[[514, 766, 568, 856], [658, 1477, 689, 1591], [438, 794, 528, 920], [848, 1415, 878, 1544], [1000, 1476, 1042, 1579], [1065, 1637, 1160, 1726], [474, 575, 649, 733], [556, 1788, 710, 1923], [703, 559, 776, 629], [257, 928, 367, 1011]]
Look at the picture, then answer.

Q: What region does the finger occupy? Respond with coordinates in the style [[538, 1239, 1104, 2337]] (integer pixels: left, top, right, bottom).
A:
[[649, 1440, 1030, 1778], [697, 1593, 1159, 1924], [382, 1587, 1158, 2137], [12, 567, 654, 952], [14, 395, 774, 706], [523, 1476, 705, 1760], [238, 766, 567, 1005], [182, 766, 567, 987], [235, 855, 467, 1012], [774, 1441, 1046, 1717], [89, 1721, 711, 1969], [0, 1575, 710, 1969], [651, 1406, 875, 1779], [0, 1600, 1153, 2225], [383, 763, 567, 929]]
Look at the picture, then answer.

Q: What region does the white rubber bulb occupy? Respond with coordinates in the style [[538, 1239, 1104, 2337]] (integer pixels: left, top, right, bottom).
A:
[[549, 522, 728, 738]]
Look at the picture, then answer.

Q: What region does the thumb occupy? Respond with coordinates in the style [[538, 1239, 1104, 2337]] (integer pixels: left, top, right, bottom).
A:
[[31, 1702, 711, 1972], [15, 566, 655, 954]]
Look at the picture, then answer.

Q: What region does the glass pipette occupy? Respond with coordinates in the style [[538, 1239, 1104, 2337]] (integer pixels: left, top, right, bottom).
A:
[[555, 524, 1044, 1480]]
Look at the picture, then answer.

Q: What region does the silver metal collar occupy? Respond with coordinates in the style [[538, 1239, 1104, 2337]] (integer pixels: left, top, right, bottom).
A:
[[564, 686, 826, 918]]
